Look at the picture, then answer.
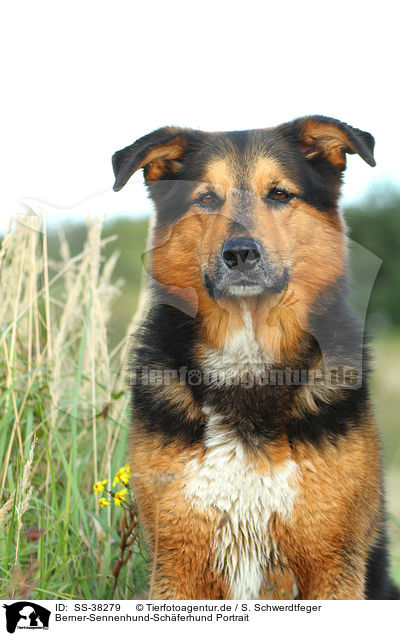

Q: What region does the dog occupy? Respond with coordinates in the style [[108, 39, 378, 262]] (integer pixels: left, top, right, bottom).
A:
[[112, 116, 398, 599]]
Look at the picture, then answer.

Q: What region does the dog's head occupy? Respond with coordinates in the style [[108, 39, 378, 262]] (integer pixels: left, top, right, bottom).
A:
[[113, 117, 375, 336]]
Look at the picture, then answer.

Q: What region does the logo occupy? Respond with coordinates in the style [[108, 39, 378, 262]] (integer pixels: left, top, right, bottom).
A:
[[2, 603, 50, 633]]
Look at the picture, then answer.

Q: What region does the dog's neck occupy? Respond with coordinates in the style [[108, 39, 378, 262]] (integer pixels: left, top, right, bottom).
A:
[[151, 275, 358, 376], [198, 291, 308, 366]]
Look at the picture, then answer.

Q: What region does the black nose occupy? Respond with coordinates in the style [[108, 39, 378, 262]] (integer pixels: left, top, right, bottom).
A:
[[222, 237, 262, 271]]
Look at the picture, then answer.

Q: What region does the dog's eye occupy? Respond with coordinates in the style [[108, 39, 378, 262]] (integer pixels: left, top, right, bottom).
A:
[[195, 192, 222, 209], [199, 193, 217, 205], [267, 188, 291, 201]]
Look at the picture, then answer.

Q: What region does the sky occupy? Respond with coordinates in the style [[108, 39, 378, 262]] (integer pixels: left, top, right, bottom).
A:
[[1, 0, 399, 231]]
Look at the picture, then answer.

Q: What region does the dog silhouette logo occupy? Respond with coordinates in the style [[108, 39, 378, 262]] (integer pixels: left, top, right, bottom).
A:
[[3, 602, 50, 633]]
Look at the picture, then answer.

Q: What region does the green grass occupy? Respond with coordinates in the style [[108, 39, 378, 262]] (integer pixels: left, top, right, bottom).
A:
[[0, 215, 149, 599], [0, 344, 149, 599], [370, 331, 400, 584]]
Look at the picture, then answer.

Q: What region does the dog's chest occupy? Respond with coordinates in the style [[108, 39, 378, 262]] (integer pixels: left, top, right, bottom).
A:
[[184, 410, 298, 599], [202, 307, 273, 383]]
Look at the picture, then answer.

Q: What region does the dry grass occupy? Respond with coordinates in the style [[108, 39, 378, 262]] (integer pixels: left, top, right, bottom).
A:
[[0, 211, 148, 599]]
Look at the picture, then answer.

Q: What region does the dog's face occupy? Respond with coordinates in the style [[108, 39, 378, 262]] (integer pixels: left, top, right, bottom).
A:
[[113, 117, 375, 328]]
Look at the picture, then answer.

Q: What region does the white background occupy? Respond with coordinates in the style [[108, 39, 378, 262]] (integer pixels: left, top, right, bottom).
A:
[[1, 0, 399, 230], [1, 600, 398, 636]]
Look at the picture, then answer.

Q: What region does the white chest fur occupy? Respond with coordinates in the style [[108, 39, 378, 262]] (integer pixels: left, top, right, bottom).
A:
[[184, 409, 298, 599], [201, 306, 273, 385]]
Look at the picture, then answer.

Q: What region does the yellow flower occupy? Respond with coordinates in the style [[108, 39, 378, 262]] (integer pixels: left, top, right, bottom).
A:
[[99, 497, 111, 508], [113, 464, 131, 487], [114, 489, 128, 507], [93, 479, 108, 495]]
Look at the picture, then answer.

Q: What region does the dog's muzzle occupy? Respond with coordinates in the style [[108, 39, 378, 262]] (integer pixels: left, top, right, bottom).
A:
[[204, 236, 289, 299]]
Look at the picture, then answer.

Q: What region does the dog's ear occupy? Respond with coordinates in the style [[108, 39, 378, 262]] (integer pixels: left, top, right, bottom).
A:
[[112, 127, 195, 191], [282, 116, 376, 170]]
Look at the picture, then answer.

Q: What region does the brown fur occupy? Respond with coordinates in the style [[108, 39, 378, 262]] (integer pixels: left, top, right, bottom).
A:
[[130, 433, 227, 599]]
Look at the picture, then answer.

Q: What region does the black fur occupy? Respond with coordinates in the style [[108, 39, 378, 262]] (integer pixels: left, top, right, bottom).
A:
[[130, 297, 370, 448]]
